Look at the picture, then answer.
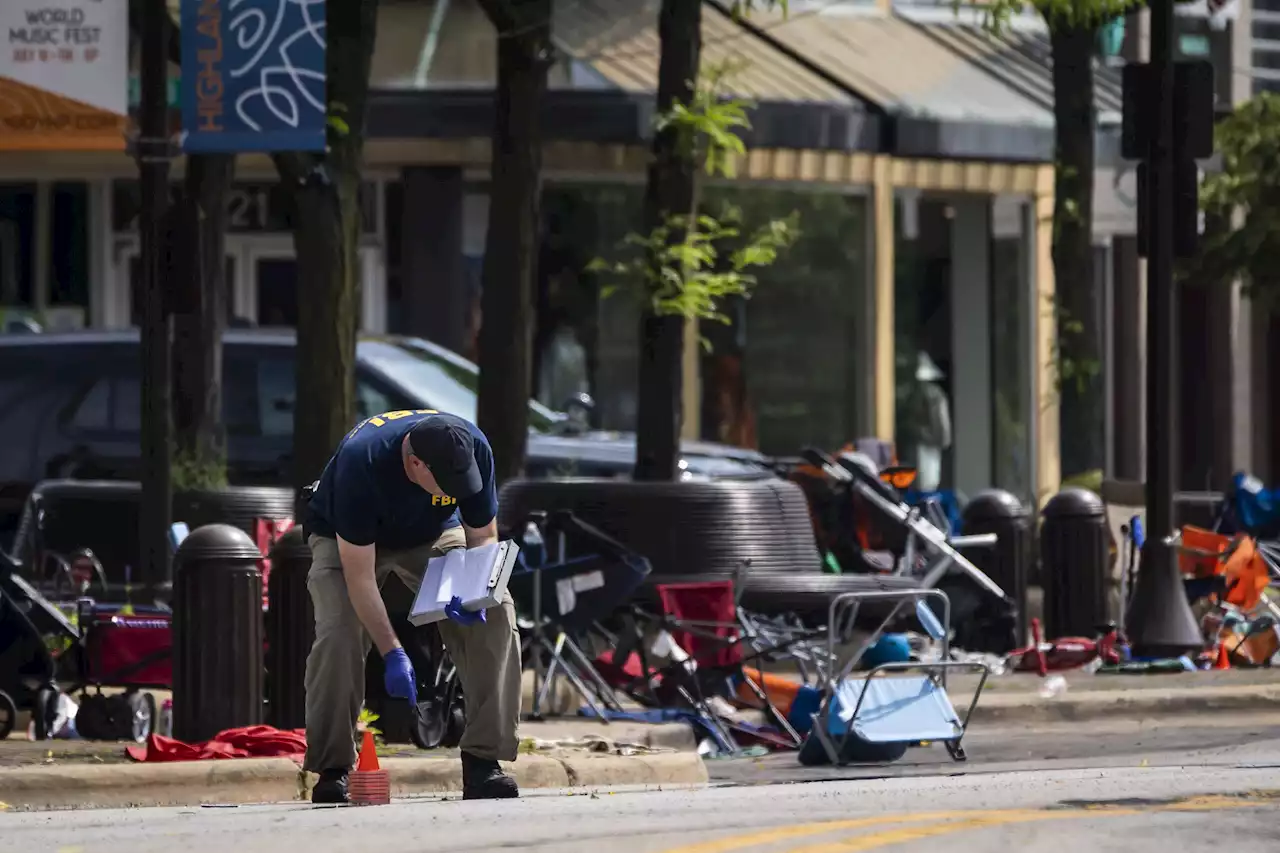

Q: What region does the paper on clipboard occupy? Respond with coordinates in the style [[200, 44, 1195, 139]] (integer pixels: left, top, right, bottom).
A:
[[409, 539, 520, 626]]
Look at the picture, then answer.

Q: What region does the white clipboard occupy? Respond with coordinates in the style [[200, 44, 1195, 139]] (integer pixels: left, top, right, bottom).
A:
[[408, 540, 520, 627]]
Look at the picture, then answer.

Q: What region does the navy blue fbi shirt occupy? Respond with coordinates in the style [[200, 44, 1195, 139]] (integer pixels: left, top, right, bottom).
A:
[[307, 410, 498, 550]]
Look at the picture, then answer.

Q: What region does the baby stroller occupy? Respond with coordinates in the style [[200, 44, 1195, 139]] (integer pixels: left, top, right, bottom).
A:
[[796, 447, 1019, 654], [363, 606, 466, 750], [0, 549, 78, 739]]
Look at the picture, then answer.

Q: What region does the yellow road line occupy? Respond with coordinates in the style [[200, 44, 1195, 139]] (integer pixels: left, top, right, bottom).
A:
[[783, 809, 1139, 853], [659, 792, 1280, 853], [1158, 795, 1276, 812], [654, 810, 1044, 853]]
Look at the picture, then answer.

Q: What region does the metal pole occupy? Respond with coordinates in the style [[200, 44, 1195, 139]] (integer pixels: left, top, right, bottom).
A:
[[1128, 0, 1201, 658], [1145, 0, 1175, 547], [137, 0, 173, 601]]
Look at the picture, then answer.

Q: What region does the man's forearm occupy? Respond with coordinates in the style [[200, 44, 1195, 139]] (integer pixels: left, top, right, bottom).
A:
[[337, 538, 399, 655], [463, 519, 499, 549]]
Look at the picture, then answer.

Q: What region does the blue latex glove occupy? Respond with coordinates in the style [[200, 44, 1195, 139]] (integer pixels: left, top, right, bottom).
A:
[[383, 647, 417, 706], [444, 595, 486, 626]]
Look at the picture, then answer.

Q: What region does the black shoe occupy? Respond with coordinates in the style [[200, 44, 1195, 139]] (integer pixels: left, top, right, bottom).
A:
[[312, 768, 349, 804], [461, 751, 519, 800]]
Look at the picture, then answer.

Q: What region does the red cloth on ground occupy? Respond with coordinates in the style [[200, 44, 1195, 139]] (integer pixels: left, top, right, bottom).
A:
[[126, 725, 307, 762]]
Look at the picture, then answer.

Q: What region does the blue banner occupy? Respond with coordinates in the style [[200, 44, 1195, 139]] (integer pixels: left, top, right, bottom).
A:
[[181, 0, 327, 153]]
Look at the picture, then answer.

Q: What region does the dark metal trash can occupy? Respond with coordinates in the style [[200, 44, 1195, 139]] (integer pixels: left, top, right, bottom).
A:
[[1040, 488, 1109, 641], [173, 524, 264, 743], [962, 489, 1033, 644], [266, 526, 314, 730]]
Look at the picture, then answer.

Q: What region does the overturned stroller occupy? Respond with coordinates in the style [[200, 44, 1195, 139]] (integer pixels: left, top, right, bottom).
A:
[[0, 549, 75, 739], [790, 447, 1020, 655]]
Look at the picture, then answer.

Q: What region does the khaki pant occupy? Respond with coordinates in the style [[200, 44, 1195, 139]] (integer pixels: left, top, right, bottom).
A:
[[302, 529, 522, 772]]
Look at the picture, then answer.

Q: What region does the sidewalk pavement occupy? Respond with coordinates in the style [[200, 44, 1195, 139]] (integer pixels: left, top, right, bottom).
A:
[[0, 717, 705, 811], [4, 668, 1278, 811], [945, 668, 1280, 724]]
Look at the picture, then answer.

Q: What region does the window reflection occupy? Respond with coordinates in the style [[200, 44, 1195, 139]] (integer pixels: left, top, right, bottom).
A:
[[703, 187, 868, 455], [539, 182, 868, 455]]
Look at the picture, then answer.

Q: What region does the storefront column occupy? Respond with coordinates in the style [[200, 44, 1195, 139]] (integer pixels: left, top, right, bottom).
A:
[[33, 181, 51, 315], [400, 166, 468, 353], [88, 180, 112, 328], [950, 196, 992, 498], [1206, 279, 1252, 487], [1032, 169, 1061, 504], [871, 156, 895, 442], [1250, 307, 1273, 480]]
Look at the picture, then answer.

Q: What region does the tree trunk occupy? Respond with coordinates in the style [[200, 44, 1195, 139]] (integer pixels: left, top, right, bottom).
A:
[[1050, 24, 1102, 480], [171, 155, 234, 488], [273, 0, 378, 488], [475, 0, 552, 487], [633, 0, 701, 482]]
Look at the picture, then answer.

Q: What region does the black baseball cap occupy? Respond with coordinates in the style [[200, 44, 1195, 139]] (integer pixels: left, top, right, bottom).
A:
[[407, 415, 483, 498]]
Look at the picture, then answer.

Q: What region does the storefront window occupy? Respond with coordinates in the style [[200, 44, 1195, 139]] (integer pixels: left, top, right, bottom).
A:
[[893, 192, 1035, 502], [50, 182, 89, 309], [893, 193, 954, 490], [539, 183, 644, 429], [540, 184, 869, 447], [702, 187, 868, 455], [0, 184, 35, 310]]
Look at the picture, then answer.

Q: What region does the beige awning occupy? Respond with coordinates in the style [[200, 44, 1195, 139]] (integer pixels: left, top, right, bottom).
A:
[[554, 0, 856, 103], [745, 7, 1054, 125]]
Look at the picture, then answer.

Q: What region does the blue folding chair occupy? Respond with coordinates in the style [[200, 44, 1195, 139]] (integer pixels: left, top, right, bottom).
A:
[[800, 589, 988, 766]]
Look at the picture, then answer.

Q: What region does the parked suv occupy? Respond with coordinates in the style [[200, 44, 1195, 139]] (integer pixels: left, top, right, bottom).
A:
[[0, 330, 774, 534]]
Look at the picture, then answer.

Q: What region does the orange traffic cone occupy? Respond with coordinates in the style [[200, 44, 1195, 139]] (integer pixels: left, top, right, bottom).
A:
[[1213, 642, 1232, 671], [348, 730, 390, 805]]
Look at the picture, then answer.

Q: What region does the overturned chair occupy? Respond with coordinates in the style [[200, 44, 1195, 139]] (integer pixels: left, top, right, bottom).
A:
[[800, 588, 989, 766], [507, 509, 652, 721]]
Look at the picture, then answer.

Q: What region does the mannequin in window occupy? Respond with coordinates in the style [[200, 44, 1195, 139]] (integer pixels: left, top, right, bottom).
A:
[[537, 307, 588, 414], [900, 350, 952, 492]]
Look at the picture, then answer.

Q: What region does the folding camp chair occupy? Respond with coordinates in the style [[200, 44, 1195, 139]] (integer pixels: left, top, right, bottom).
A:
[[735, 606, 837, 685], [594, 560, 833, 754], [803, 588, 988, 766], [1171, 526, 1280, 625], [508, 509, 651, 721], [652, 573, 819, 748]]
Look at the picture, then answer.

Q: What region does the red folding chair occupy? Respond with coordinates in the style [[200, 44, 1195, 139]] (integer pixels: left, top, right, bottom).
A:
[[651, 579, 801, 749]]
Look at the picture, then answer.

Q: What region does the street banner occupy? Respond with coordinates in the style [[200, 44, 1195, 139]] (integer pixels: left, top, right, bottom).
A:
[[181, 0, 328, 153], [0, 0, 129, 151]]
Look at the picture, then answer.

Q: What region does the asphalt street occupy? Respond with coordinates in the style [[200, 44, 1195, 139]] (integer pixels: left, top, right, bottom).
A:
[[4, 716, 1280, 853]]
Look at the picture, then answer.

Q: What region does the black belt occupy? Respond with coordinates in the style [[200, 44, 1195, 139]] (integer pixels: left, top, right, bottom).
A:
[[298, 480, 319, 540]]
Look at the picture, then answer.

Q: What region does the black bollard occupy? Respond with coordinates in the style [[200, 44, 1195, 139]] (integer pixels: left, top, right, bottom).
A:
[[1039, 489, 1110, 640], [173, 524, 264, 743], [266, 526, 314, 730], [962, 489, 1033, 644]]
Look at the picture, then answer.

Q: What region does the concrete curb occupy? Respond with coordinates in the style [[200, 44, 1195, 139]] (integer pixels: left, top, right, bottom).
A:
[[0, 758, 304, 811], [0, 752, 709, 812], [628, 723, 699, 752], [968, 684, 1280, 724], [523, 722, 699, 753]]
